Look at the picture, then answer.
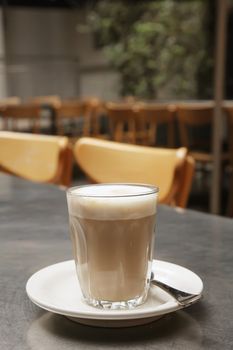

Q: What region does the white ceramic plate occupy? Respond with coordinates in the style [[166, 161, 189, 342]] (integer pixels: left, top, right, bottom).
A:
[[26, 260, 203, 327]]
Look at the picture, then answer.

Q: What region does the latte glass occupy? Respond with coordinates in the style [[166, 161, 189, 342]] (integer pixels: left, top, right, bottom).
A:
[[67, 183, 159, 310]]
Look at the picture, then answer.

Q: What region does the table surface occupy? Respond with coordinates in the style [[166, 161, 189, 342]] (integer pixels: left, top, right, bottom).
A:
[[0, 174, 233, 350]]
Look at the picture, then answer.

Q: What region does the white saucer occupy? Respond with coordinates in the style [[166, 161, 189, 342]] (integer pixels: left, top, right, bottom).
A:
[[26, 260, 203, 327]]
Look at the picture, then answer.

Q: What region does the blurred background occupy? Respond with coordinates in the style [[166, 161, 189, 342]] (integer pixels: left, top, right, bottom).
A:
[[0, 0, 219, 100], [0, 0, 233, 216]]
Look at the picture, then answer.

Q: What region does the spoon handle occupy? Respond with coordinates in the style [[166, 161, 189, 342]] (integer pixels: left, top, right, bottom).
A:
[[150, 275, 202, 307]]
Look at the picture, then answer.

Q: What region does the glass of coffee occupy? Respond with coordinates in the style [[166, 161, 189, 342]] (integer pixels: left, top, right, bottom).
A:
[[66, 183, 159, 310]]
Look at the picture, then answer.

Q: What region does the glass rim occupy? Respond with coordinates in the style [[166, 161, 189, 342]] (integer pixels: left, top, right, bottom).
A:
[[67, 183, 159, 198]]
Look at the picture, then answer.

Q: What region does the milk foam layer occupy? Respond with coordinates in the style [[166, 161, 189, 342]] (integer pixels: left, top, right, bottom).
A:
[[67, 184, 158, 220]]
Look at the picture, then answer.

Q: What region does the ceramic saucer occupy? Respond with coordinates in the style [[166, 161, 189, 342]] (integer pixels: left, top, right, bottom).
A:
[[26, 260, 203, 327]]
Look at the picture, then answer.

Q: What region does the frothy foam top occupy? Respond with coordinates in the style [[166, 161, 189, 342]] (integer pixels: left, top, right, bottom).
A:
[[67, 184, 158, 220]]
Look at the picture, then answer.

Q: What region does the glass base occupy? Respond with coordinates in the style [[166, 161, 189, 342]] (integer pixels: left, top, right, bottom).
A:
[[84, 294, 147, 310]]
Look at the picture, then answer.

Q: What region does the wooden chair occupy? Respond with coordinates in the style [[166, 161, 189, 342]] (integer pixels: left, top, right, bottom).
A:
[[55, 101, 84, 138], [176, 103, 215, 163], [82, 98, 109, 139], [28, 95, 61, 108], [28, 96, 61, 135], [0, 97, 21, 130], [106, 102, 137, 143], [0, 131, 73, 187], [1, 104, 42, 133], [176, 103, 230, 211], [73, 137, 195, 208], [136, 103, 176, 147]]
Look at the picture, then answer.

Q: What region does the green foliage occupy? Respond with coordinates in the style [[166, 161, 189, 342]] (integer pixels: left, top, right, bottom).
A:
[[88, 0, 213, 99]]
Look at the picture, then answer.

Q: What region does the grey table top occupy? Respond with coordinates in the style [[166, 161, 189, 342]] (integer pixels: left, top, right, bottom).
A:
[[0, 174, 233, 350]]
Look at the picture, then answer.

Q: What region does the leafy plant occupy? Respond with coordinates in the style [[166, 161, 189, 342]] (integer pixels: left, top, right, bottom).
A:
[[87, 0, 213, 99]]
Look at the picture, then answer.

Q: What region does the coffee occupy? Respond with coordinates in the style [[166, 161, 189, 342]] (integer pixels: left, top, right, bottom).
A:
[[67, 184, 158, 309]]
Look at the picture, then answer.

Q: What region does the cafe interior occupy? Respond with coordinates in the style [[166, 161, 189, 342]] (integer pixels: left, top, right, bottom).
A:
[[0, 1, 233, 349]]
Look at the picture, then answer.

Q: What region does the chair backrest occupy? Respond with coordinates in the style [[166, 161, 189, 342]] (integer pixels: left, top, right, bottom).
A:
[[106, 102, 137, 143], [1, 104, 42, 133], [0, 131, 73, 187], [0, 97, 21, 130], [82, 98, 107, 138], [28, 95, 61, 108], [0, 96, 21, 107], [136, 103, 176, 147], [74, 137, 195, 208], [176, 104, 213, 150], [55, 101, 84, 136]]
